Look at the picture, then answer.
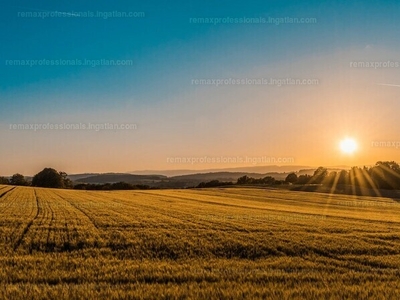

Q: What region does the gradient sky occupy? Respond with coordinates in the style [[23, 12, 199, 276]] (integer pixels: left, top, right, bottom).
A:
[[1, 0, 400, 175]]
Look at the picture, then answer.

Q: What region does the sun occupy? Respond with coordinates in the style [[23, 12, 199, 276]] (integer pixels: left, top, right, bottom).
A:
[[339, 138, 358, 154]]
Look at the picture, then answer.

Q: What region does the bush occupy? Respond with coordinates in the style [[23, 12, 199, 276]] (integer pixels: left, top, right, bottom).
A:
[[0, 177, 9, 185], [32, 168, 65, 188], [10, 174, 29, 186]]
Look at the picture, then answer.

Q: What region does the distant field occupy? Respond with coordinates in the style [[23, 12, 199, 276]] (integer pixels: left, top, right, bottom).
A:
[[0, 185, 399, 299]]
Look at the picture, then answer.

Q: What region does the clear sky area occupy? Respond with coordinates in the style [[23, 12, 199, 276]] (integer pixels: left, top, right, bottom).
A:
[[1, 0, 400, 175]]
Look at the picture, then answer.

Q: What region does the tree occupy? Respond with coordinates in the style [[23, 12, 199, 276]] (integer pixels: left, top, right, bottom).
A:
[[262, 176, 275, 184], [197, 180, 233, 188], [370, 161, 400, 190], [312, 167, 328, 184], [325, 171, 337, 186], [10, 174, 29, 186], [237, 176, 249, 185], [111, 182, 134, 190], [59, 172, 73, 189], [297, 174, 312, 184], [325, 170, 349, 187], [285, 173, 298, 184], [237, 175, 276, 185], [32, 168, 64, 188], [348, 166, 373, 188], [0, 177, 9, 184], [376, 161, 400, 173], [337, 170, 349, 185]]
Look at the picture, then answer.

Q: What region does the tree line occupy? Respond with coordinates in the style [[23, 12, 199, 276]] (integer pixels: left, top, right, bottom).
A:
[[0, 168, 150, 190], [2, 161, 400, 191], [196, 161, 400, 190], [284, 161, 400, 190]]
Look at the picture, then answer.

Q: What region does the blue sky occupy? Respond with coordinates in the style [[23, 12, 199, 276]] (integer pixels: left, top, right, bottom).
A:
[[1, 0, 400, 174]]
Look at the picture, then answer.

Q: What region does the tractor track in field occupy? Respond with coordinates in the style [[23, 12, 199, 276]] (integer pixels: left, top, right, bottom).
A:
[[13, 190, 41, 251], [0, 189, 19, 213], [4, 189, 37, 246], [73, 191, 208, 230], [111, 195, 218, 230], [93, 192, 248, 233], [45, 199, 56, 251], [59, 202, 71, 246], [58, 192, 142, 228], [0, 187, 16, 199], [62, 197, 100, 230], [0, 186, 9, 192], [41, 191, 74, 244]]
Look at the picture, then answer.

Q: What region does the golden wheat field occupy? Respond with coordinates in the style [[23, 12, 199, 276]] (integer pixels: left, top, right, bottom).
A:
[[0, 184, 400, 299]]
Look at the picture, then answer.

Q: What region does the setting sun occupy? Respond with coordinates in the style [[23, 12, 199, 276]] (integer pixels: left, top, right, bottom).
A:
[[340, 138, 358, 154]]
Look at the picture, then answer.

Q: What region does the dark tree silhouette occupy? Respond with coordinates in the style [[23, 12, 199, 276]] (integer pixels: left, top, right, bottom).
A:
[[10, 174, 29, 186], [370, 161, 400, 190], [32, 168, 65, 188], [297, 174, 312, 184], [0, 177, 9, 184], [59, 172, 73, 189], [237, 176, 250, 184], [285, 173, 298, 184], [312, 167, 328, 184], [337, 170, 349, 185], [197, 180, 233, 188], [236, 175, 276, 185]]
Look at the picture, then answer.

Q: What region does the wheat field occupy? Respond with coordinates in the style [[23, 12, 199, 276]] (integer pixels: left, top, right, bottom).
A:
[[0, 184, 399, 299]]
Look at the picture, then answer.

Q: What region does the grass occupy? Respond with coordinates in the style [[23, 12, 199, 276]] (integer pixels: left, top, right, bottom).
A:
[[0, 185, 400, 299]]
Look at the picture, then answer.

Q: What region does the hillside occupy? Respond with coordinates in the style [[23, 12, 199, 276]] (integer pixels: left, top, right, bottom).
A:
[[71, 171, 292, 188]]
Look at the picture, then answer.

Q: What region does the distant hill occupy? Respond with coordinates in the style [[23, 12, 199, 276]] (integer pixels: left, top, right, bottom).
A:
[[159, 172, 289, 189], [68, 166, 349, 188], [171, 171, 287, 182], [67, 173, 101, 181], [72, 171, 293, 188], [74, 174, 167, 185], [129, 165, 313, 177]]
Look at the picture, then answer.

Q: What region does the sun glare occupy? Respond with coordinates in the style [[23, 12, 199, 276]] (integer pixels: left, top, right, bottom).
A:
[[339, 138, 358, 154]]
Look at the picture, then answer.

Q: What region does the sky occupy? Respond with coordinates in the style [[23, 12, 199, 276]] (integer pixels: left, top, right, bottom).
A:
[[1, 0, 400, 175]]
